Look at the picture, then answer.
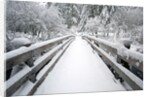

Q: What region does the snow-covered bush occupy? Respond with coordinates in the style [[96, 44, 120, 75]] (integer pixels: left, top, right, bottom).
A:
[[6, 37, 32, 52]]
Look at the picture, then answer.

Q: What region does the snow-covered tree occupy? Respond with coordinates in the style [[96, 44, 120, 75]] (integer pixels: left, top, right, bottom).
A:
[[6, 1, 68, 41], [110, 6, 143, 43]]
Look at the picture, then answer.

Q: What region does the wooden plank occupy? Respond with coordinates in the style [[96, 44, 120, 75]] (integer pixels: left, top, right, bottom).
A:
[[85, 38, 143, 90], [5, 38, 74, 96]]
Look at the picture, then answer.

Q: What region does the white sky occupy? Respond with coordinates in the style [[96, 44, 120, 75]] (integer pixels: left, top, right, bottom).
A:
[[9, 0, 143, 7]]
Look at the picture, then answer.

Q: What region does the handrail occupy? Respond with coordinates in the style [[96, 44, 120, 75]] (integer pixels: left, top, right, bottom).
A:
[[5, 35, 73, 71], [83, 35, 143, 72], [17, 39, 74, 96], [83, 37, 143, 90], [5, 37, 74, 96]]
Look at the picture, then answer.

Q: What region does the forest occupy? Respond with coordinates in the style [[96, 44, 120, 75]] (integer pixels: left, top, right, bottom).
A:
[[6, 1, 143, 53]]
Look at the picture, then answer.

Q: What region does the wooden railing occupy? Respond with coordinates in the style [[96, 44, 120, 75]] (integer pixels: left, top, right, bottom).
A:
[[5, 35, 73, 71], [5, 35, 75, 96], [5, 34, 143, 96], [82, 35, 143, 90]]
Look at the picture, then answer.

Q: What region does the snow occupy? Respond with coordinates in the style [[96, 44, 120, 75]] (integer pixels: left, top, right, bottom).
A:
[[34, 36, 125, 95], [33, 38, 72, 67], [84, 35, 117, 50], [84, 35, 143, 67], [117, 46, 143, 63], [6, 37, 32, 52], [6, 38, 72, 95], [6, 65, 30, 90], [5, 35, 72, 62], [5, 47, 28, 61], [12, 50, 63, 96], [12, 39, 73, 96], [130, 44, 143, 53], [23, 35, 72, 52], [114, 60, 143, 89], [10, 63, 26, 77], [11, 37, 31, 46], [12, 80, 33, 96], [87, 40, 143, 89]]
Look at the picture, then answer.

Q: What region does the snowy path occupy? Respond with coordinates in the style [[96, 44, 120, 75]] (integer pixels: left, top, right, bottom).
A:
[[34, 36, 125, 95]]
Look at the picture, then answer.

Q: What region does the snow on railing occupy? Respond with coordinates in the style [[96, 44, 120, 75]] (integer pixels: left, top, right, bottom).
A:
[[83, 35, 143, 90], [13, 40, 73, 96], [83, 35, 143, 72], [5, 35, 73, 71], [5, 35, 74, 96]]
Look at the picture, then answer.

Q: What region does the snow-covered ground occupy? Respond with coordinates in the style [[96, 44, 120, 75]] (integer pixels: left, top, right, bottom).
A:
[[34, 36, 125, 95]]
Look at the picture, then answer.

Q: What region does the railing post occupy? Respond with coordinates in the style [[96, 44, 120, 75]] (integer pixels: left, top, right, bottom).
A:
[[28, 71, 37, 83]]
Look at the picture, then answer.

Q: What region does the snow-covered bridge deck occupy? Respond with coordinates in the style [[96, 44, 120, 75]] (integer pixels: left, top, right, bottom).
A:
[[34, 36, 125, 94], [5, 35, 143, 96]]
